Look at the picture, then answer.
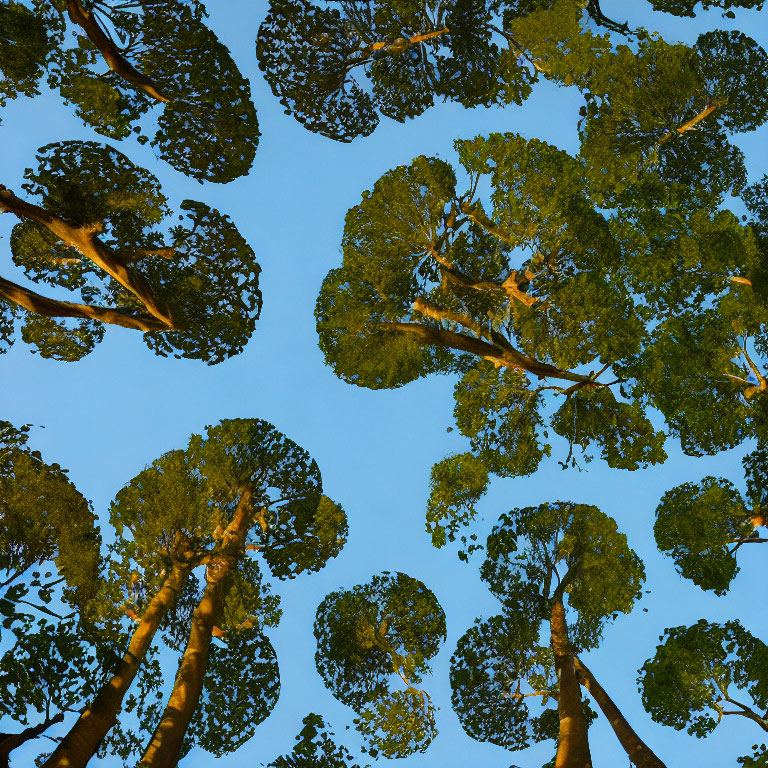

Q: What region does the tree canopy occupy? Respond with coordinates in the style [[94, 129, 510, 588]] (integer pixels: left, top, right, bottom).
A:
[[0, 0, 259, 182], [451, 501, 661, 768], [314, 571, 445, 759], [639, 619, 768, 765], [265, 713, 366, 768], [654, 442, 768, 594], [37, 417, 347, 768], [258, 0, 763, 142], [0, 140, 261, 363]]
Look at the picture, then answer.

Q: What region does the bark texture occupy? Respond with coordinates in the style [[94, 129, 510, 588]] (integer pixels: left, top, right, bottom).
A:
[[551, 599, 592, 768], [62, 0, 171, 102], [137, 492, 255, 768], [41, 564, 192, 768], [574, 657, 666, 768]]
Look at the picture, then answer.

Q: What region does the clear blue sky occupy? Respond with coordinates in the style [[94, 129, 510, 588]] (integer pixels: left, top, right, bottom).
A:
[[2, 1, 768, 766]]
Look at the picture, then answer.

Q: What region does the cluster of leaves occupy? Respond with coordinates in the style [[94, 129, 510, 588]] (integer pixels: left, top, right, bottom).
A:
[[265, 713, 367, 768], [639, 620, 768, 750], [0, 0, 259, 181], [654, 442, 768, 594], [314, 571, 445, 758], [1, 140, 262, 362]]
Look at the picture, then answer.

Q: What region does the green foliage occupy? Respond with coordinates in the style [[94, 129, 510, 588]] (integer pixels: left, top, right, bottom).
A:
[[481, 502, 644, 650], [453, 362, 548, 477], [639, 620, 768, 745], [5, 141, 262, 363], [266, 713, 366, 767], [0, 0, 60, 114], [314, 571, 445, 758], [655, 477, 754, 594], [450, 614, 554, 751], [0, 420, 100, 623], [9, 0, 260, 181], [256, 0, 616, 140], [184, 628, 280, 756], [317, 133, 668, 548], [646, 0, 763, 16], [550, 388, 667, 470], [579, 32, 768, 207], [426, 452, 489, 551]]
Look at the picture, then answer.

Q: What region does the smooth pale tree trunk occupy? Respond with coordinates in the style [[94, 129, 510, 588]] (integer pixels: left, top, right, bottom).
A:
[[0, 714, 64, 768], [551, 599, 592, 768], [138, 491, 254, 768], [137, 575, 226, 768], [574, 657, 666, 768], [42, 564, 192, 768]]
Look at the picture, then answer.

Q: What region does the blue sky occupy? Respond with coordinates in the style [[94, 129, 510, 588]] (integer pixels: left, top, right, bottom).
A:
[[3, 1, 768, 765]]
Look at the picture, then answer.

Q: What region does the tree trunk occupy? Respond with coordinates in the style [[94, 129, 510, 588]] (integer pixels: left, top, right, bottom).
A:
[[0, 714, 64, 768], [551, 599, 592, 768], [137, 574, 226, 767], [41, 564, 192, 768], [574, 657, 666, 768], [137, 491, 254, 768]]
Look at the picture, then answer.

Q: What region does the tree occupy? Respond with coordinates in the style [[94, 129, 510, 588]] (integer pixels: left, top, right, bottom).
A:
[[654, 442, 768, 595], [0, 422, 163, 768], [639, 619, 768, 765], [0, 419, 100, 627], [0, 0, 259, 182], [256, 0, 628, 142], [0, 141, 261, 363], [265, 713, 366, 768], [578, 31, 768, 208], [450, 501, 662, 768], [40, 418, 347, 768], [316, 132, 667, 549], [314, 571, 446, 759]]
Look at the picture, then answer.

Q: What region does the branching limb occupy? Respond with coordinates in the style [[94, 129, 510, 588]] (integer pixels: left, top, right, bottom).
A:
[[58, 0, 171, 103], [0, 186, 175, 328], [0, 273, 168, 332]]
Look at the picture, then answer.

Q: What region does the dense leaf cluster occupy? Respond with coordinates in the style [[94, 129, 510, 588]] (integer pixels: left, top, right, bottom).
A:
[[0, 0, 259, 181]]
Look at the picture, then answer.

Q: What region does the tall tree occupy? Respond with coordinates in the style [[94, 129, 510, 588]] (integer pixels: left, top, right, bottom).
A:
[[314, 571, 446, 759], [40, 418, 347, 768], [0, 0, 259, 182], [316, 132, 669, 549], [654, 442, 768, 595], [0, 141, 261, 363], [639, 619, 768, 765], [451, 502, 661, 768]]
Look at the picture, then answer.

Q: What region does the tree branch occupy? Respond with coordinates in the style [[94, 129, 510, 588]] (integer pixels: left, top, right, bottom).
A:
[[0, 273, 168, 332], [60, 0, 171, 103], [380, 320, 594, 383], [658, 102, 722, 145], [0, 186, 175, 328]]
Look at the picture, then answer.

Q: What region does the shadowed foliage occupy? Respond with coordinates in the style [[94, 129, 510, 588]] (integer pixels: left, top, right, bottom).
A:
[[640, 619, 768, 764], [654, 442, 768, 594], [265, 713, 366, 768], [314, 571, 445, 759], [0, 141, 261, 363], [0, 0, 259, 182]]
